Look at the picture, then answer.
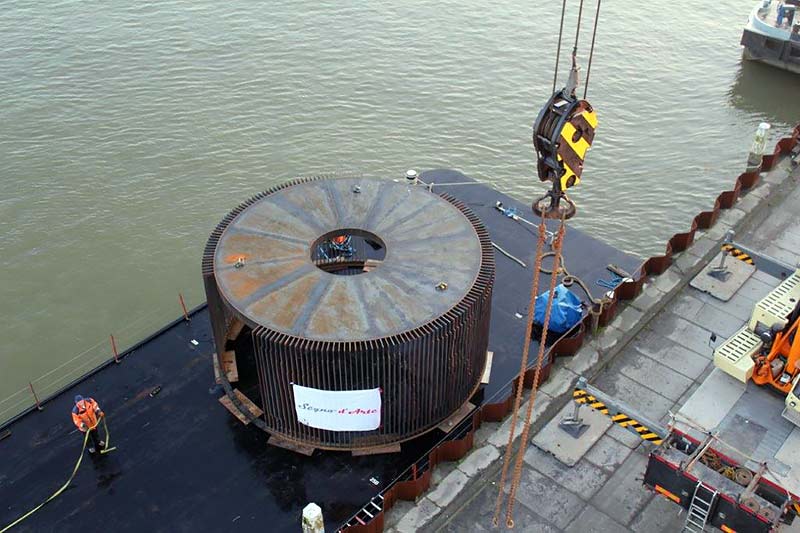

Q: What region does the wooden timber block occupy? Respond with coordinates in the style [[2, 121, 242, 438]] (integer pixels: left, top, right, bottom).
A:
[[268, 434, 315, 456], [351, 443, 401, 456], [218, 389, 263, 425], [363, 259, 382, 272], [212, 353, 221, 384], [220, 350, 239, 383], [437, 401, 476, 434], [481, 351, 494, 384], [232, 389, 262, 418], [219, 394, 249, 425], [226, 318, 245, 341]]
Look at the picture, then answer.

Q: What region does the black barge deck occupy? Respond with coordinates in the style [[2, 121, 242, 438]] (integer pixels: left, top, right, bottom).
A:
[[0, 170, 640, 532]]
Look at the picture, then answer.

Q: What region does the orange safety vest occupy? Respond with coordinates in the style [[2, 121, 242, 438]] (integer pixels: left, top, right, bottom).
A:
[[72, 398, 102, 432], [332, 235, 347, 245]]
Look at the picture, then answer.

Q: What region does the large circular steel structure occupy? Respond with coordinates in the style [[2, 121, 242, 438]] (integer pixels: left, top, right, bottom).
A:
[[202, 176, 494, 451]]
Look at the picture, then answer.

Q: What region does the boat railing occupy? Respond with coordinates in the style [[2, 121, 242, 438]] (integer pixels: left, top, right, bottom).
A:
[[0, 291, 202, 428], [751, 0, 794, 40]]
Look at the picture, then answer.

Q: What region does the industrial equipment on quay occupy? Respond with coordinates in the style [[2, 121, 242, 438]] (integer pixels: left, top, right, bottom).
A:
[[713, 256, 800, 424], [572, 378, 799, 532]]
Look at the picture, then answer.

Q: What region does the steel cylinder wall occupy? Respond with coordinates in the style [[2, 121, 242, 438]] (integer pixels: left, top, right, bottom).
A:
[[202, 177, 495, 450]]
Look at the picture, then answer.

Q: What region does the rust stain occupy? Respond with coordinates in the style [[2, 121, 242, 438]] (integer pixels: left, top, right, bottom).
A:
[[311, 279, 367, 336], [248, 272, 320, 330], [225, 274, 264, 301], [220, 232, 305, 264], [223, 259, 307, 301], [224, 253, 248, 264]]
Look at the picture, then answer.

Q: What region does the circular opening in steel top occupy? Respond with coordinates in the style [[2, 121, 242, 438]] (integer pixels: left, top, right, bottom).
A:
[[310, 228, 387, 276]]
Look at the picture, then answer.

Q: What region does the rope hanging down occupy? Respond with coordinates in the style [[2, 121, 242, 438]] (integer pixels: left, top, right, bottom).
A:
[[506, 220, 567, 527], [494, 0, 604, 525], [492, 216, 552, 528]]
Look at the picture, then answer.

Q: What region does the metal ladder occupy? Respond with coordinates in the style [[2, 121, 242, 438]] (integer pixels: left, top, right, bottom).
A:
[[683, 481, 717, 532]]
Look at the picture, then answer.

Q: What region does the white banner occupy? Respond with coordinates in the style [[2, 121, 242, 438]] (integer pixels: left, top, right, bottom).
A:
[[292, 384, 382, 431]]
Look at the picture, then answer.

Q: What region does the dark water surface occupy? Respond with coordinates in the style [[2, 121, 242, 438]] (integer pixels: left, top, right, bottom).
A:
[[1, 0, 799, 406]]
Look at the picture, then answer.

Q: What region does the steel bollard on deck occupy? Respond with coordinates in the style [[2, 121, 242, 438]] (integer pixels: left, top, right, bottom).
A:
[[747, 122, 771, 172], [301, 503, 324, 533]]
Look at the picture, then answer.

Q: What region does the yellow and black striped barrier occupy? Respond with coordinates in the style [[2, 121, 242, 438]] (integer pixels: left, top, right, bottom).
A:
[[721, 243, 754, 265], [573, 388, 664, 445]]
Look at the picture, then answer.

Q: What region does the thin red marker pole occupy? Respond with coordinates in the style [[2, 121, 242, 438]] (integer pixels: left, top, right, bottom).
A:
[[110, 334, 119, 363], [29, 382, 42, 411], [178, 293, 190, 321]]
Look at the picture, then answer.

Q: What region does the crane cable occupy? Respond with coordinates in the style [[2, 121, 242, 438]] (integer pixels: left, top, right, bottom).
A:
[[572, 0, 585, 55], [493, 0, 605, 527], [583, 0, 602, 99], [551, 0, 568, 93], [505, 218, 566, 528], [552, 0, 602, 98], [491, 216, 552, 528]]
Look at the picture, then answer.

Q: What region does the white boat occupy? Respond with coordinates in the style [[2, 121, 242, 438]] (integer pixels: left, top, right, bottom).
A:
[[741, 0, 800, 74]]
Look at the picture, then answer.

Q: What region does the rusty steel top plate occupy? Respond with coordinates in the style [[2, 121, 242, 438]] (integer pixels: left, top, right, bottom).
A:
[[213, 178, 484, 341]]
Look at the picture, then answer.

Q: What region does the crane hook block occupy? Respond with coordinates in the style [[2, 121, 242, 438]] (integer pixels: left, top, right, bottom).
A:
[[532, 90, 597, 192]]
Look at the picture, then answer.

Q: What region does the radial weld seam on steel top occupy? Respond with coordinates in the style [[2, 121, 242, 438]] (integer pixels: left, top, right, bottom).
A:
[[202, 176, 495, 451]]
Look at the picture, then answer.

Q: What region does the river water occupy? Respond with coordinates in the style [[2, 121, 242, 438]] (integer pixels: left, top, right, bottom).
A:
[[1, 0, 799, 406]]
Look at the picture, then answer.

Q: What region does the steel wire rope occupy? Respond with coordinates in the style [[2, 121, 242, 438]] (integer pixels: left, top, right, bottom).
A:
[[0, 387, 31, 409], [0, 352, 110, 423], [493, 0, 581, 525], [583, 0, 602, 99], [36, 354, 116, 397], [29, 309, 156, 386], [1, 297, 192, 422], [572, 0, 585, 57], [0, 397, 36, 420], [552, 0, 568, 93], [493, 0, 608, 525]]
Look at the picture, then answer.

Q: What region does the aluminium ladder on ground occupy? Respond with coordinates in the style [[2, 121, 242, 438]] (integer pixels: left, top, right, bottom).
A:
[[682, 481, 718, 532]]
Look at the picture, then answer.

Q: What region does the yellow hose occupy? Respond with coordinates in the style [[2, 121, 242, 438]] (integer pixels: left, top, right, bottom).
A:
[[99, 416, 116, 455], [1, 416, 116, 532]]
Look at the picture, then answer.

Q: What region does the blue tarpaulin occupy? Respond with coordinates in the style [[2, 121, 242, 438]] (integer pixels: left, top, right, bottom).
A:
[[534, 284, 583, 334]]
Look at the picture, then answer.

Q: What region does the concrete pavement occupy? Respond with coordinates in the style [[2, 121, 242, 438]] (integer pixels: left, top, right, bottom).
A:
[[384, 155, 800, 531]]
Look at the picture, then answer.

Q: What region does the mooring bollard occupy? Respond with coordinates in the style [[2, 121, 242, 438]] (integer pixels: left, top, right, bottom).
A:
[[29, 382, 42, 411], [301, 503, 324, 533], [747, 122, 771, 172], [178, 293, 190, 322], [110, 334, 119, 364]]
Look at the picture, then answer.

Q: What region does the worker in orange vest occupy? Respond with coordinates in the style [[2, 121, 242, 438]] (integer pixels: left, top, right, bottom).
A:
[[71, 395, 105, 454]]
